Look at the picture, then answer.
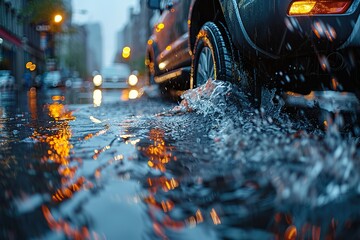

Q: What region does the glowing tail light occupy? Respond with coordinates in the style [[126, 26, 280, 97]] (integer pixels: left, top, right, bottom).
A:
[[288, 1, 353, 15]]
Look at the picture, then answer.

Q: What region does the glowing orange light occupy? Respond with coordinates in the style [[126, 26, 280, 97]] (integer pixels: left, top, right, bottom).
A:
[[122, 52, 130, 59], [158, 23, 165, 29], [331, 78, 339, 90], [289, 1, 316, 14], [145, 129, 176, 172], [28, 87, 37, 120], [30, 64, 36, 71], [42, 205, 93, 239], [95, 169, 101, 178], [196, 209, 203, 223], [123, 46, 131, 54], [26, 61, 33, 69], [285, 225, 297, 240], [187, 216, 196, 226], [288, 1, 352, 15], [210, 208, 221, 225], [156, 23, 165, 32], [122, 46, 131, 59], [51, 95, 65, 101], [161, 200, 174, 212], [54, 14, 63, 23]]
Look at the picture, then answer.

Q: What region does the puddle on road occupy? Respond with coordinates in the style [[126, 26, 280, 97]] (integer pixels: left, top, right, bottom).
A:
[[1, 83, 360, 239]]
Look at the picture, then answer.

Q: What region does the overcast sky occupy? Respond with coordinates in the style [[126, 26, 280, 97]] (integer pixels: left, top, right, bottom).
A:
[[72, 0, 138, 67]]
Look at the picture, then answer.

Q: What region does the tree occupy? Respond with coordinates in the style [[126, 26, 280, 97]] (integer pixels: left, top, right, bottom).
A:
[[21, 0, 67, 26]]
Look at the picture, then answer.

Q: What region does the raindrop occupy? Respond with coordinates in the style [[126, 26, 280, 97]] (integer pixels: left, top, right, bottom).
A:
[[290, 17, 301, 31], [284, 18, 294, 32], [299, 74, 305, 82], [319, 55, 330, 72], [354, 127, 360, 135], [282, 188, 290, 199], [286, 43, 292, 51], [285, 75, 291, 83]]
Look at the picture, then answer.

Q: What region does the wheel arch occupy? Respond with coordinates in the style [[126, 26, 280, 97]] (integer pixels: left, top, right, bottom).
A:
[[189, 0, 227, 54], [189, 0, 280, 62]]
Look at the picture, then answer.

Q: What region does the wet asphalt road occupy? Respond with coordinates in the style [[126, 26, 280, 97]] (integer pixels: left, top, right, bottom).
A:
[[1, 82, 360, 240]]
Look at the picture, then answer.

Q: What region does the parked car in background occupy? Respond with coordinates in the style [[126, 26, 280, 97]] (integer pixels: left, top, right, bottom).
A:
[[92, 64, 132, 89], [146, 0, 191, 92], [43, 71, 63, 88], [65, 72, 84, 89], [65, 77, 84, 89], [146, 0, 360, 104], [128, 71, 140, 87], [0, 70, 15, 89]]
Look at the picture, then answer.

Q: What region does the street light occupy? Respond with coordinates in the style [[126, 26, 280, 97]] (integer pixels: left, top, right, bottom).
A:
[[46, 13, 64, 69], [54, 14, 63, 24]]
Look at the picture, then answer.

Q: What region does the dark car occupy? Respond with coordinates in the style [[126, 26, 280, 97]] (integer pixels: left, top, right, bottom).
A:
[[146, 0, 360, 103]]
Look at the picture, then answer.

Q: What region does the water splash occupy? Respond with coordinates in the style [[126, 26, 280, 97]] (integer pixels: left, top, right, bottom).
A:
[[173, 79, 249, 117], [173, 79, 360, 208]]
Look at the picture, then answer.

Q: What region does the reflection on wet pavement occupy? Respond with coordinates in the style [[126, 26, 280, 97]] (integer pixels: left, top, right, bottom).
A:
[[143, 128, 177, 172], [0, 87, 149, 239], [138, 128, 185, 237], [1, 83, 360, 239]]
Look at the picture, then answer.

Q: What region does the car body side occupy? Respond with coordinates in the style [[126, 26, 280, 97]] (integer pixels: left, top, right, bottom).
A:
[[189, 0, 360, 59], [147, 0, 360, 95], [146, 0, 192, 89]]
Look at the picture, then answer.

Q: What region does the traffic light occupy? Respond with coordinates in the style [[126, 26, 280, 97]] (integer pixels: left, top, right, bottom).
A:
[[122, 46, 131, 59]]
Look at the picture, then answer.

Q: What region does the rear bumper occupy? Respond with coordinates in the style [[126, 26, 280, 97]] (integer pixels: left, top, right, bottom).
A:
[[227, 0, 360, 60]]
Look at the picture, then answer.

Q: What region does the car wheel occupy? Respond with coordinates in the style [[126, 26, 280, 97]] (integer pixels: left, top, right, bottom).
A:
[[191, 22, 234, 88]]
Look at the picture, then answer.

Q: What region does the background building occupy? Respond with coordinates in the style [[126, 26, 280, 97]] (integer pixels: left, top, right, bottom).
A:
[[0, 0, 44, 87], [85, 23, 103, 76], [61, 24, 87, 79], [0, 0, 93, 86], [115, 0, 153, 73]]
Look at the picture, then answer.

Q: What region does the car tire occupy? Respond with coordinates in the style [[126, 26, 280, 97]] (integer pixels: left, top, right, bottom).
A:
[[191, 22, 234, 88]]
